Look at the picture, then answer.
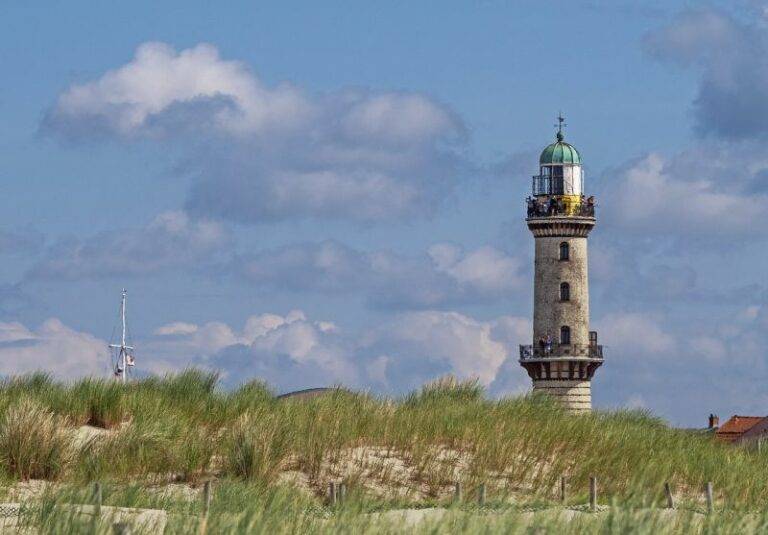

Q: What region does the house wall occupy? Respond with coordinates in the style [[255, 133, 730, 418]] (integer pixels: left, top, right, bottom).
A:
[[736, 417, 768, 444]]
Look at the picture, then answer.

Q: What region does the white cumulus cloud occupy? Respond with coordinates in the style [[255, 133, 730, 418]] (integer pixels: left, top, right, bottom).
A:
[[600, 148, 768, 242], [44, 42, 467, 224], [596, 312, 676, 356], [45, 42, 310, 138], [370, 311, 528, 389], [145, 309, 530, 395], [0, 319, 108, 378]]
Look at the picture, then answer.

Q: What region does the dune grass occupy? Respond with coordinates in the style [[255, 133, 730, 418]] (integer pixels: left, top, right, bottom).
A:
[[0, 370, 766, 531], [0, 397, 70, 481], [17, 482, 768, 534]]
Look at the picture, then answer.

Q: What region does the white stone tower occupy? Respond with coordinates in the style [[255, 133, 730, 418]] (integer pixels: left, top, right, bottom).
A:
[[518, 116, 603, 412]]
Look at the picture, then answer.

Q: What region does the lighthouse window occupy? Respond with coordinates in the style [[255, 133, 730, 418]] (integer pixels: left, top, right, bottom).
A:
[[559, 242, 569, 260], [560, 326, 571, 345], [551, 166, 564, 195], [560, 282, 570, 301]]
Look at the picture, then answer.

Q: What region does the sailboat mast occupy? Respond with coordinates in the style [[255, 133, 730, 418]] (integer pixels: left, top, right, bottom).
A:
[[120, 289, 127, 384], [110, 288, 134, 382]]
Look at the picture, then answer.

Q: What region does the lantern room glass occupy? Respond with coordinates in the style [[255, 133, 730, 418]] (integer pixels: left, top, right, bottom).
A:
[[532, 165, 583, 196]]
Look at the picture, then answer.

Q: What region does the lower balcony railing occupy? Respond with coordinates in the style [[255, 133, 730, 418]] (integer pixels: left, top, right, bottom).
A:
[[519, 343, 603, 360]]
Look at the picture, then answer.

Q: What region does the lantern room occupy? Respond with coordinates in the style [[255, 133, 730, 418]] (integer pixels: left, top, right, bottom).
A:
[[532, 124, 583, 197]]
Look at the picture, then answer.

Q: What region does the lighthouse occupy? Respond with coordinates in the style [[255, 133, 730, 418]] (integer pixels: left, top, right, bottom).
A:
[[518, 116, 603, 412]]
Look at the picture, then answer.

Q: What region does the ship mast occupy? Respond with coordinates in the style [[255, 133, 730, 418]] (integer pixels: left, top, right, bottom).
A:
[[109, 289, 134, 383]]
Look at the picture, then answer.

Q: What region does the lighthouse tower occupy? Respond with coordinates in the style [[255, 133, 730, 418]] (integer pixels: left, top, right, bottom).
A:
[[518, 116, 603, 412]]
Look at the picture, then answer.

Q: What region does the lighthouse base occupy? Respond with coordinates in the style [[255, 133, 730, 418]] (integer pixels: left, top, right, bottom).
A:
[[532, 379, 592, 413]]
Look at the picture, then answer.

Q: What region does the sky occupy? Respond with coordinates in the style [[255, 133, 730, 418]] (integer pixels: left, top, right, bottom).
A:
[[0, 0, 766, 425]]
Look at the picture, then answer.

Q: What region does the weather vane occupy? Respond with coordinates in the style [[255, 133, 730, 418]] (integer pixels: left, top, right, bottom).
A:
[[555, 112, 566, 140]]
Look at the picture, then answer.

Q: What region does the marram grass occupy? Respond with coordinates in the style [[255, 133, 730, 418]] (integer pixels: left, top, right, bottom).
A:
[[0, 397, 70, 480], [17, 485, 768, 534], [0, 371, 766, 533]]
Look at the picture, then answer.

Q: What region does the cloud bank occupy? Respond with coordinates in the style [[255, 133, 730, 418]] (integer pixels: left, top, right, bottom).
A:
[[44, 42, 468, 224], [644, 8, 768, 139], [27, 211, 229, 280], [599, 144, 768, 245], [234, 240, 526, 309], [148, 309, 531, 395], [593, 307, 768, 425], [0, 319, 108, 378]]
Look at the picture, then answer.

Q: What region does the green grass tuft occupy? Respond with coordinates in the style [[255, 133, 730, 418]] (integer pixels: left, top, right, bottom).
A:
[[0, 397, 70, 480]]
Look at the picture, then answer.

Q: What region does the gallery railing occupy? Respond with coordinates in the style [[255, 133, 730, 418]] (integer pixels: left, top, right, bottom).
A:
[[526, 201, 595, 218], [519, 343, 603, 360]]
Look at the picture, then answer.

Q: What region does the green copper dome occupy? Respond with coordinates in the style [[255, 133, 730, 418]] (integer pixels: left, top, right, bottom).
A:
[[539, 132, 581, 165]]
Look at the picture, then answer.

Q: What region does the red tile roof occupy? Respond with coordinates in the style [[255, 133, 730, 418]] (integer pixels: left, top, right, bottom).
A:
[[715, 415, 766, 442]]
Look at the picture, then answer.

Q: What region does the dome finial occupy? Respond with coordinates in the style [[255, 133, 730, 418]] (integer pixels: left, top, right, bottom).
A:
[[555, 112, 566, 142]]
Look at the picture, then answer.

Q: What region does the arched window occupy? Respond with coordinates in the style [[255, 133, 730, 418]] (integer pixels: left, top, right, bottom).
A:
[[560, 326, 571, 345], [560, 282, 570, 301], [559, 241, 569, 261]]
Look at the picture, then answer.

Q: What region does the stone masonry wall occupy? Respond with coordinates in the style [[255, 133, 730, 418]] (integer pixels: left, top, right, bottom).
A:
[[533, 236, 590, 346], [533, 379, 591, 413]]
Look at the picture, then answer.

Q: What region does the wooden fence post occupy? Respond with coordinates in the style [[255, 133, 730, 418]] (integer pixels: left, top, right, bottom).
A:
[[478, 483, 486, 506], [328, 482, 337, 506], [560, 476, 566, 503], [202, 481, 212, 517], [664, 482, 675, 509], [339, 483, 347, 503], [589, 476, 597, 512], [705, 482, 714, 513], [94, 482, 102, 517], [454, 482, 462, 503]]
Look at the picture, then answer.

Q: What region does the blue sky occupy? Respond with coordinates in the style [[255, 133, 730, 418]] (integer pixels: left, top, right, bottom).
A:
[[0, 0, 764, 425]]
